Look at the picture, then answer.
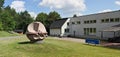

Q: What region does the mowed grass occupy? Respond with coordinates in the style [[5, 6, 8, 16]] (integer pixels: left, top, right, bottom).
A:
[[0, 37, 120, 57], [0, 31, 19, 37]]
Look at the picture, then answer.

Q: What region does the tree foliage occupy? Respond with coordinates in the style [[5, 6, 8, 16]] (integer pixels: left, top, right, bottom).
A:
[[36, 12, 48, 26], [48, 11, 61, 23], [0, 0, 4, 8], [0, 0, 4, 30], [35, 11, 61, 27], [1, 10, 16, 31], [0, 0, 61, 32], [0, 0, 34, 31], [73, 14, 77, 17], [16, 11, 33, 29]]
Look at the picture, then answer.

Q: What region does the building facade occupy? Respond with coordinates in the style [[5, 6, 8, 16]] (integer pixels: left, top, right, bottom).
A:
[[67, 10, 120, 40], [50, 10, 120, 40]]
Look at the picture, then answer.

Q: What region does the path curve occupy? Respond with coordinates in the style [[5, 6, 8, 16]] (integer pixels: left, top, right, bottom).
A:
[[0, 36, 25, 40]]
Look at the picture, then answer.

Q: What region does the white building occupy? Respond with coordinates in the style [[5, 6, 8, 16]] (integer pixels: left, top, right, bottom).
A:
[[50, 10, 120, 40], [68, 10, 120, 40], [50, 18, 70, 36]]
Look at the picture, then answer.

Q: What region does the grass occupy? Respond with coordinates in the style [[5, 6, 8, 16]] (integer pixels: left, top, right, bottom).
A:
[[0, 37, 120, 57], [0, 31, 19, 37]]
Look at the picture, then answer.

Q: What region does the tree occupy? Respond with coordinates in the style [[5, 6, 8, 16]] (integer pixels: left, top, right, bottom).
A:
[[0, 0, 4, 7], [73, 14, 77, 17], [0, 0, 34, 32], [47, 11, 61, 27], [48, 11, 61, 23], [36, 12, 48, 26], [0, 0, 4, 30], [15, 11, 34, 33], [0, 19, 2, 30], [16, 11, 33, 29], [35, 11, 61, 34], [35, 11, 61, 27], [1, 10, 16, 31]]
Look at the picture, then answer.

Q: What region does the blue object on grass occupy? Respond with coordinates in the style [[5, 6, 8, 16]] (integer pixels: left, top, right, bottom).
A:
[[85, 38, 100, 45]]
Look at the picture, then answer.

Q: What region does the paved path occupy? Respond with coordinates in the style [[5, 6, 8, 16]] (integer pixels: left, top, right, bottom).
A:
[[49, 37, 85, 43], [49, 37, 120, 47], [0, 36, 25, 40]]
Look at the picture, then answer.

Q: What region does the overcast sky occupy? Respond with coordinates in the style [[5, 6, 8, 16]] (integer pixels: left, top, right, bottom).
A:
[[4, 0, 120, 18]]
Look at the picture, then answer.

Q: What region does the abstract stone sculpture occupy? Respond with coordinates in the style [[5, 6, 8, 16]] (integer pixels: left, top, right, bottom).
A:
[[26, 22, 47, 42]]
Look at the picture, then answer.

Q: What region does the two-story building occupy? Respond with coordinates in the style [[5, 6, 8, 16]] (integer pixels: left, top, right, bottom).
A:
[[50, 10, 120, 40]]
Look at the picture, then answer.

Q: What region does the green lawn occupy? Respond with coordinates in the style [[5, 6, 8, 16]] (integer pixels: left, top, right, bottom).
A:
[[0, 31, 19, 37], [0, 37, 120, 57]]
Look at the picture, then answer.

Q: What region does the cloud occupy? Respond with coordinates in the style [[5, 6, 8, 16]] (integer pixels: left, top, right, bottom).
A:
[[115, 0, 120, 6], [39, 0, 86, 17], [29, 12, 37, 19], [10, 0, 26, 12], [98, 9, 112, 13]]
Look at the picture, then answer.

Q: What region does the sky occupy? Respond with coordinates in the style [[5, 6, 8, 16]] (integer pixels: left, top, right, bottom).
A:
[[4, 0, 120, 18]]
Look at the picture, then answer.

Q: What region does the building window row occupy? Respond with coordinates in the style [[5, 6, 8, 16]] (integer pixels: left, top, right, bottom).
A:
[[71, 21, 81, 25], [84, 20, 96, 24], [101, 18, 120, 23], [69, 18, 120, 25], [84, 28, 96, 35]]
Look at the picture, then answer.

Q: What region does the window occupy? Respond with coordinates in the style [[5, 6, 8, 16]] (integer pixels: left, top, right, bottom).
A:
[[110, 18, 114, 22], [67, 22, 69, 26], [65, 28, 69, 33], [90, 28, 92, 33], [77, 21, 80, 24], [101, 18, 120, 23], [90, 20, 93, 23], [86, 21, 89, 24], [101, 19, 105, 23], [84, 28, 87, 35], [84, 28, 89, 35], [84, 20, 96, 24], [115, 18, 120, 22], [93, 28, 96, 33], [72, 22, 75, 24], [93, 20, 96, 23], [86, 28, 89, 35], [84, 28, 96, 35], [84, 21, 86, 24], [105, 19, 109, 22], [84, 28, 87, 31]]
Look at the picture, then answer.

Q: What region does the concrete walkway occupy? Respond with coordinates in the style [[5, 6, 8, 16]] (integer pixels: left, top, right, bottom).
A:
[[0, 36, 25, 40], [49, 37, 85, 43], [49, 37, 120, 48]]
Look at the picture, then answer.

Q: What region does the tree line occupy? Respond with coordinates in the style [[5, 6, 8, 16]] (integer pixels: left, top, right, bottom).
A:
[[0, 0, 61, 33]]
